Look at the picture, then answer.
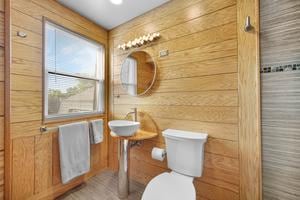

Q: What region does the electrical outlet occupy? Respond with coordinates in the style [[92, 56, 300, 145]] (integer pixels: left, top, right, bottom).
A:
[[159, 49, 169, 57]]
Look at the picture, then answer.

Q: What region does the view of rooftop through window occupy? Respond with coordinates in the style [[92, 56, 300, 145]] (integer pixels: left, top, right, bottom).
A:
[[44, 21, 105, 118]]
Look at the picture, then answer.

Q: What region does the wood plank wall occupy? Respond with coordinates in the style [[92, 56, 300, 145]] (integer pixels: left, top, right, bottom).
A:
[[8, 0, 109, 199], [261, 1, 300, 199], [109, 0, 261, 199], [109, 0, 241, 199], [0, 0, 4, 198]]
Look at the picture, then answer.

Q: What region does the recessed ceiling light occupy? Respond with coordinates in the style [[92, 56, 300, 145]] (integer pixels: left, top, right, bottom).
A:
[[110, 0, 123, 5]]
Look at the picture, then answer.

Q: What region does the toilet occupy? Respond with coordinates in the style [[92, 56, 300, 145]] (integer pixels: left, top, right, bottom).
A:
[[142, 129, 208, 200]]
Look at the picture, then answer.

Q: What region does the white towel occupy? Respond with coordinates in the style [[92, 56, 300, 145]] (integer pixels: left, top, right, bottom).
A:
[[58, 121, 90, 184], [89, 119, 104, 144]]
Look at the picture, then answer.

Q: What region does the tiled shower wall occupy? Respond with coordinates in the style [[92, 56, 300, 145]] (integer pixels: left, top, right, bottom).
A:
[[260, 0, 300, 199]]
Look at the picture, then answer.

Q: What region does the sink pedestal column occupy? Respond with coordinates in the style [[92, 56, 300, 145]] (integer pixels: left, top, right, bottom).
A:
[[118, 139, 129, 199], [110, 130, 158, 198]]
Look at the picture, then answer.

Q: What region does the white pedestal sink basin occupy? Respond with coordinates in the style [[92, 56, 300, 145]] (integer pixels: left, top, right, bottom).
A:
[[108, 120, 140, 136]]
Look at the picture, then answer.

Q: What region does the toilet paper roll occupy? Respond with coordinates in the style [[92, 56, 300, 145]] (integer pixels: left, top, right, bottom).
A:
[[151, 147, 166, 161]]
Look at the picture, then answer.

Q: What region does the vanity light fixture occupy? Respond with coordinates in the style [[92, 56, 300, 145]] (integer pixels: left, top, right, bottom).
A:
[[110, 0, 123, 5], [117, 32, 160, 50]]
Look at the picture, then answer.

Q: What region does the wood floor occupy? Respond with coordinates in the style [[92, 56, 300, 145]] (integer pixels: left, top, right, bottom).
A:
[[57, 171, 145, 200]]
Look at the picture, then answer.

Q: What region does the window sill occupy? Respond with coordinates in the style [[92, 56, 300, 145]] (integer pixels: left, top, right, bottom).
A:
[[43, 112, 107, 125]]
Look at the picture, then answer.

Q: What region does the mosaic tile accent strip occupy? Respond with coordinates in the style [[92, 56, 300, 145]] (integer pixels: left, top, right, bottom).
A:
[[261, 63, 300, 73]]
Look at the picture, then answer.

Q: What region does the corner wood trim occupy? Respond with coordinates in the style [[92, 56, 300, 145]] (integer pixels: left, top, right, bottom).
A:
[[4, 0, 12, 199], [237, 0, 262, 199]]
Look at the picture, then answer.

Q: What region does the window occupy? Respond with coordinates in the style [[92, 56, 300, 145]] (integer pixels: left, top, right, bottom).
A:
[[121, 57, 137, 96], [44, 21, 105, 119]]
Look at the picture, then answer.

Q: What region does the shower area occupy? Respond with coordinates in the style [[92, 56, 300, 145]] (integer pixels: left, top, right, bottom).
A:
[[260, 0, 300, 199]]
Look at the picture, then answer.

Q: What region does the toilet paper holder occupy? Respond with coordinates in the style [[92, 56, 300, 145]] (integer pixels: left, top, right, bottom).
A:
[[151, 147, 167, 161]]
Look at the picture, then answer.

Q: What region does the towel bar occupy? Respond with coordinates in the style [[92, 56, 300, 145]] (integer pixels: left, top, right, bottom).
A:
[[40, 126, 58, 134], [40, 119, 102, 134]]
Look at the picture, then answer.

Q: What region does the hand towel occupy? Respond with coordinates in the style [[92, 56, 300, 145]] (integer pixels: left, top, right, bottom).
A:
[[89, 119, 104, 144], [58, 121, 90, 184]]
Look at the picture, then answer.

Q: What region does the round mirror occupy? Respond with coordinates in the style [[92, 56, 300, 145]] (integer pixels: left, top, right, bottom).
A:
[[120, 51, 156, 96]]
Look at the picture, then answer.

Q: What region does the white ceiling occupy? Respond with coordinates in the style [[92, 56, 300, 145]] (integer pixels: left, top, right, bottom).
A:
[[58, 0, 170, 30]]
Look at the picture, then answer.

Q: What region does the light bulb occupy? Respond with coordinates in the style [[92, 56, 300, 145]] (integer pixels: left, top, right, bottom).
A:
[[110, 0, 123, 5]]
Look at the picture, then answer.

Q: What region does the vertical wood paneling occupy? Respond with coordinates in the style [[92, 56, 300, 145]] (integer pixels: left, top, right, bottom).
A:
[[12, 137, 35, 199], [0, 118, 3, 151], [0, 0, 4, 13], [0, 0, 5, 198], [3, 0, 10, 198], [52, 132, 61, 186], [34, 134, 53, 194], [0, 151, 4, 186], [0, 12, 4, 47], [0, 82, 4, 115], [0, 48, 4, 81]]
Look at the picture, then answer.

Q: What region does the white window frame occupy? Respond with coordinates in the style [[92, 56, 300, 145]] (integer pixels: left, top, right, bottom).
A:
[[43, 20, 105, 121]]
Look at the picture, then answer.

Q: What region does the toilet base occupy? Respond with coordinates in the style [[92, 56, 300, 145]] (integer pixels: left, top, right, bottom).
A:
[[142, 172, 195, 200]]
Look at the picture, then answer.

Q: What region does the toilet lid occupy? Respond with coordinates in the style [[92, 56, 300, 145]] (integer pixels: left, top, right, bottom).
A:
[[142, 172, 195, 200]]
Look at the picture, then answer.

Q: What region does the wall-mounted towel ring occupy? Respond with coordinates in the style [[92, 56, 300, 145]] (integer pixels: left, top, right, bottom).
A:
[[244, 16, 253, 32]]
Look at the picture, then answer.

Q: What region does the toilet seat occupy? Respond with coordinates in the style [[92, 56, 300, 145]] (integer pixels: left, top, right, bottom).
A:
[[142, 172, 196, 200]]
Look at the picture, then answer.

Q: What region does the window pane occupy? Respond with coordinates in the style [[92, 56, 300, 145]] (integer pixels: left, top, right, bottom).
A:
[[48, 73, 99, 116], [45, 23, 104, 79], [45, 24, 56, 71]]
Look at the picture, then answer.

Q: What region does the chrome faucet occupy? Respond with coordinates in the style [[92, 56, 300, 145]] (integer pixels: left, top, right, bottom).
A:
[[126, 108, 138, 122]]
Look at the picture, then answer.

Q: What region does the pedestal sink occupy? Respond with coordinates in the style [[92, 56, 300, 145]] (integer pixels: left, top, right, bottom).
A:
[[108, 120, 140, 199]]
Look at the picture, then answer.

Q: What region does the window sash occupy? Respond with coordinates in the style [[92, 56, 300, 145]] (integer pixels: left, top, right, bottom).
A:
[[44, 20, 105, 120], [47, 70, 101, 81], [44, 71, 105, 119]]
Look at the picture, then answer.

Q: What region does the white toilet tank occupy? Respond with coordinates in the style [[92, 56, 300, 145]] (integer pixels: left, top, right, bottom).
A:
[[162, 129, 208, 177]]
